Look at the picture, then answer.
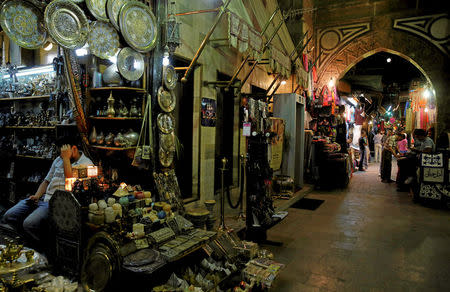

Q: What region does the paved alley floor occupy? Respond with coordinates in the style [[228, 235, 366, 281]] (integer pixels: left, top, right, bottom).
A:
[[264, 163, 450, 292]]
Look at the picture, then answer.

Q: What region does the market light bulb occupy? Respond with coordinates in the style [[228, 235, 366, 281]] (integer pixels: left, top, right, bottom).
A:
[[75, 48, 88, 56], [75, 44, 89, 57], [424, 107, 429, 112], [281, 80, 287, 85], [423, 89, 431, 99], [43, 42, 53, 51], [386, 57, 391, 63], [162, 45, 170, 66], [328, 78, 335, 88]]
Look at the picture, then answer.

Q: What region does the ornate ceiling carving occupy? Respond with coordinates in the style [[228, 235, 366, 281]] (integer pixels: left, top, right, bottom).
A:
[[393, 14, 449, 56], [315, 22, 371, 71]]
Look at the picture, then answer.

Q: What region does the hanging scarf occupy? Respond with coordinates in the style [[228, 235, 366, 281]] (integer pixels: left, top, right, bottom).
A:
[[312, 66, 318, 83], [302, 54, 308, 72]]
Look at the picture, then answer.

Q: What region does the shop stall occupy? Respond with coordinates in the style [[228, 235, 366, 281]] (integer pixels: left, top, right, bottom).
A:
[[0, 0, 290, 291]]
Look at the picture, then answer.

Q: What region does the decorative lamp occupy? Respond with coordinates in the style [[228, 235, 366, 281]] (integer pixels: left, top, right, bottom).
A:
[[166, 1, 181, 55]]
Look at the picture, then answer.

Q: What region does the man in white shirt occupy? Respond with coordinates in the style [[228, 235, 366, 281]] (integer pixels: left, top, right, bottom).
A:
[[2, 136, 93, 242], [373, 130, 384, 163]]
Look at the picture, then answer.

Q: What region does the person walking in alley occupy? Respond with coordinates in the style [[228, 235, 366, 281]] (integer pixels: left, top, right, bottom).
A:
[[380, 129, 397, 182], [373, 130, 384, 163], [359, 130, 368, 171]]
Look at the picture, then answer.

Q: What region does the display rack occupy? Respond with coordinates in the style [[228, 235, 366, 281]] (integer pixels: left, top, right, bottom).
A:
[[89, 146, 136, 151], [89, 116, 143, 121], [89, 87, 146, 93], [0, 95, 51, 102]]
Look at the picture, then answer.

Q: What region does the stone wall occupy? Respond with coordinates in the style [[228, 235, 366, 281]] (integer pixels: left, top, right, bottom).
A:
[[308, 0, 449, 132], [174, 0, 298, 204]]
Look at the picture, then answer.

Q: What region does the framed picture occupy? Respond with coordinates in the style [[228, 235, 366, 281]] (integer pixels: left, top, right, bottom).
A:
[[201, 98, 217, 127]]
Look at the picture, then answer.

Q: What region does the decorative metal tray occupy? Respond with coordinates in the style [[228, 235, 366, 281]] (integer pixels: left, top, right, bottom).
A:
[[106, 0, 129, 30], [160, 133, 175, 151], [157, 113, 175, 134], [0, 0, 47, 49], [157, 87, 176, 113], [119, 1, 158, 52], [88, 21, 120, 60], [159, 148, 174, 168], [86, 0, 109, 22], [163, 65, 178, 90], [45, 0, 89, 49], [117, 47, 145, 81]]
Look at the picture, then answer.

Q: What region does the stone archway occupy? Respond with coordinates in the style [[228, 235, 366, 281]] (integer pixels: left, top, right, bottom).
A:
[[315, 19, 449, 132]]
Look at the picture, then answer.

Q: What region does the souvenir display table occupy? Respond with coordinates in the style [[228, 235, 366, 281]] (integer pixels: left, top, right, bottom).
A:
[[415, 152, 450, 207]]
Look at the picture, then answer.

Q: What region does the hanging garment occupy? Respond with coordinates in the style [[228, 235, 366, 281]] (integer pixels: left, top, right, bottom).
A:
[[302, 54, 308, 72], [312, 66, 318, 83], [352, 125, 362, 148], [405, 108, 413, 133], [354, 108, 365, 125]]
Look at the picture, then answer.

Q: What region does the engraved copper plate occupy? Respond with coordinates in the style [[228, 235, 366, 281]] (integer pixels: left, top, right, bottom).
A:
[[0, 0, 47, 49], [45, 0, 89, 49], [157, 113, 175, 134], [106, 0, 129, 31], [86, 0, 109, 22], [117, 47, 145, 81], [163, 65, 177, 90], [119, 1, 157, 53], [157, 87, 176, 113], [88, 21, 119, 60]]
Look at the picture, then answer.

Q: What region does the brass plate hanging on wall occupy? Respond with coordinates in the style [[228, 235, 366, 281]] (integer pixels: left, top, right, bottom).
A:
[[160, 133, 175, 151], [106, 0, 129, 31], [163, 65, 178, 90], [117, 47, 145, 81], [0, 0, 47, 49], [119, 1, 157, 53], [88, 21, 120, 60], [159, 148, 174, 168], [157, 87, 176, 113], [86, 0, 109, 22], [45, 0, 89, 49], [157, 113, 175, 134]]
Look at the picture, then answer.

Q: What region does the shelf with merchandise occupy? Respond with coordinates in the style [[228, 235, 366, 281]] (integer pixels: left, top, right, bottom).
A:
[[89, 87, 146, 93], [0, 95, 51, 102]]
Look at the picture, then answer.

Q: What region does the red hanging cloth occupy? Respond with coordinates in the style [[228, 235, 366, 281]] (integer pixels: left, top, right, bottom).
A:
[[302, 54, 308, 72], [312, 66, 318, 83]]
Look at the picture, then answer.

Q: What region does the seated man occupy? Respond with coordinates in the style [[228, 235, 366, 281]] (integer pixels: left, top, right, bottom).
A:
[[2, 136, 93, 243], [397, 129, 435, 190]]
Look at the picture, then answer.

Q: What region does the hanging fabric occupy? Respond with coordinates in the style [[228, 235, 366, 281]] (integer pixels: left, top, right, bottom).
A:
[[302, 53, 308, 72], [312, 65, 318, 83]]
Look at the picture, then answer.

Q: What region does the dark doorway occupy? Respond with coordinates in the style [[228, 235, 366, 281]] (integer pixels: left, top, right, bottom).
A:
[[172, 58, 194, 199], [215, 72, 235, 191]]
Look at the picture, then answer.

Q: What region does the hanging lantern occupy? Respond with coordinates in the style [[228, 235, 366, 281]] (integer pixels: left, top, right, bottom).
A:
[[166, 1, 181, 55]]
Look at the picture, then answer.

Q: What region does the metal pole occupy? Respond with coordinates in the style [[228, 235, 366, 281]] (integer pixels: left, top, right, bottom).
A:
[[219, 157, 228, 231], [309, 51, 323, 73], [265, 75, 280, 94], [224, 7, 280, 90], [292, 36, 312, 64], [265, 32, 308, 95], [269, 80, 283, 99], [238, 18, 285, 91], [173, 8, 219, 17], [181, 0, 232, 83], [238, 154, 246, 220]]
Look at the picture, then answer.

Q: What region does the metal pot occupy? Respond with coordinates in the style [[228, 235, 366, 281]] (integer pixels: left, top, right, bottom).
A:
[[102, 64, 122, 87]]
